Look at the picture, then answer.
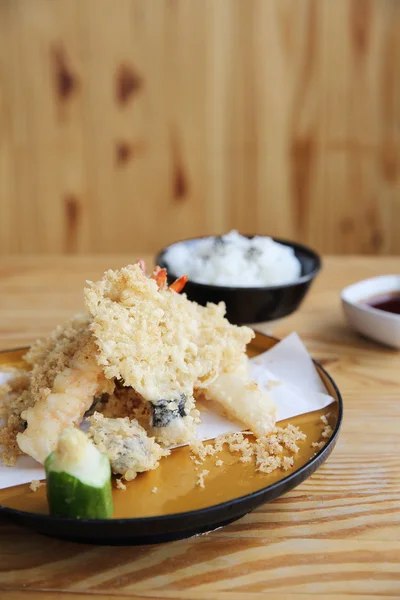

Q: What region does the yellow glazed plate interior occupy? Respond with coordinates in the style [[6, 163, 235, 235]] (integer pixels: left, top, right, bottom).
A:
[[0, 333, 338, 519]]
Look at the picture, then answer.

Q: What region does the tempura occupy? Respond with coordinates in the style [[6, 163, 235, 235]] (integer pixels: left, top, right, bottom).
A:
[[0, 262, 277, 480]]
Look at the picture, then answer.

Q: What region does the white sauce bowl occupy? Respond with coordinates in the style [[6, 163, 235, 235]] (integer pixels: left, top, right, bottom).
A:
[[341, 275, 400, 349]]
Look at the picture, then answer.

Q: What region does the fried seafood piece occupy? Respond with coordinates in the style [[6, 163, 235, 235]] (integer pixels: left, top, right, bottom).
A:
[[16, 320, 114, 464], [84, 264, 253, 446], [94, 385, 199, 447], [149, 394, 200, 447], [200, 371, 277, 438], [87, 412, 169, 481], [95, 382, 152, 430], [0, 315, 101, 466], [0, 370, 32, 465]]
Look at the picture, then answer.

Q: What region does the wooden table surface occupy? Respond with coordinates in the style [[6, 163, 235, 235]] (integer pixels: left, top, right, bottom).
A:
[[0, 255, 399, 600]]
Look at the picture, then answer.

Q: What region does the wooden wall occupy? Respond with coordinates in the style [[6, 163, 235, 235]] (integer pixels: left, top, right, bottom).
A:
[[0, 0, 399, 256]]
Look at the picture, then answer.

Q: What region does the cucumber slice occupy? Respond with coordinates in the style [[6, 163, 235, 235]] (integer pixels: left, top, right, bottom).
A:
[[45, 427, 113, 519]]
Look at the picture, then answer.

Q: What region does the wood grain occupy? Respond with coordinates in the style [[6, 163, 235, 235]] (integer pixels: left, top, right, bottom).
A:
[[0, 0, 399, 255], [1, 594, 396, 600], [0, 254, 399, 598]]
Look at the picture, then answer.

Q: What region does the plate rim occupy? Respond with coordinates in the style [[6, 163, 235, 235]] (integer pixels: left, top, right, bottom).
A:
[[0, 332, 343, 528]]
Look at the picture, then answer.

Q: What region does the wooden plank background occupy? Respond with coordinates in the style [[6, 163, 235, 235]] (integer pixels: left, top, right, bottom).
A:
[[0, 0, 399, 256]]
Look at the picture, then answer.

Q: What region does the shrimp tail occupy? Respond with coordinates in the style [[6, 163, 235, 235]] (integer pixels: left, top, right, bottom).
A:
[[135, 259, 146, 275], [169, 275, 188, 294], [151, 267, 168, 290]]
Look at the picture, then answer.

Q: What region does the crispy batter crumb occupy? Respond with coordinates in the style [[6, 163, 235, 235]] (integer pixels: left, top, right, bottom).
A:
[[322, 424, 333, 439], [29, 480, 44, 492], [189, 439, 219, 461], [256, 455, 282, 474], [215, 459, 223, 467], [189, 424, 306, 482], [116, 478, 127, 491], [213, 436, 225, 453], [309, 414, 333, 450], [0, 370, 32, 466], [282, 456, 294, 471], [152, 487, 158, 493], [0, 383, 11, 419], [312, 441, 325, 450], [197, 470, 209, 488]]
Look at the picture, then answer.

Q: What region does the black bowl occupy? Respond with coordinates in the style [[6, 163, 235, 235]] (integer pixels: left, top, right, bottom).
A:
[[155, 236, 322, 325]]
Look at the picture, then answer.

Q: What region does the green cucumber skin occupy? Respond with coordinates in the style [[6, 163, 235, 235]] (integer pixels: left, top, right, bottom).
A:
[[45, 453, 114, 519]]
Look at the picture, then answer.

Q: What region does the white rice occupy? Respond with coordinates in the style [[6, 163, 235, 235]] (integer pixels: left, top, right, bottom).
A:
[[164, 231, 302, 287]]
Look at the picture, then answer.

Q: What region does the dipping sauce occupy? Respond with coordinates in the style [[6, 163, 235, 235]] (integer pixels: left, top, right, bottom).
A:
[[363, 292, 400, 315]]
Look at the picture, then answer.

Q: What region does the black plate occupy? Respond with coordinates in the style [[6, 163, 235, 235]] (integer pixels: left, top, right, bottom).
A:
[[0, 340, 342, 546]]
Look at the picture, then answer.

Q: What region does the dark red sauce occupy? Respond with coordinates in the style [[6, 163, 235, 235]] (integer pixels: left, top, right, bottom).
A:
[[362, 292, 400, 315]]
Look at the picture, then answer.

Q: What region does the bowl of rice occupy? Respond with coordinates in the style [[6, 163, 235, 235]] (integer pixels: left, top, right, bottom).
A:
[[155, 231, 321, 325]]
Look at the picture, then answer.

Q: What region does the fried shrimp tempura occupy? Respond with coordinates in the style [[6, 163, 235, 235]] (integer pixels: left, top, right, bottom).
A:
[[87, 412, 169, 481], [17, 333, 114, 464]]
